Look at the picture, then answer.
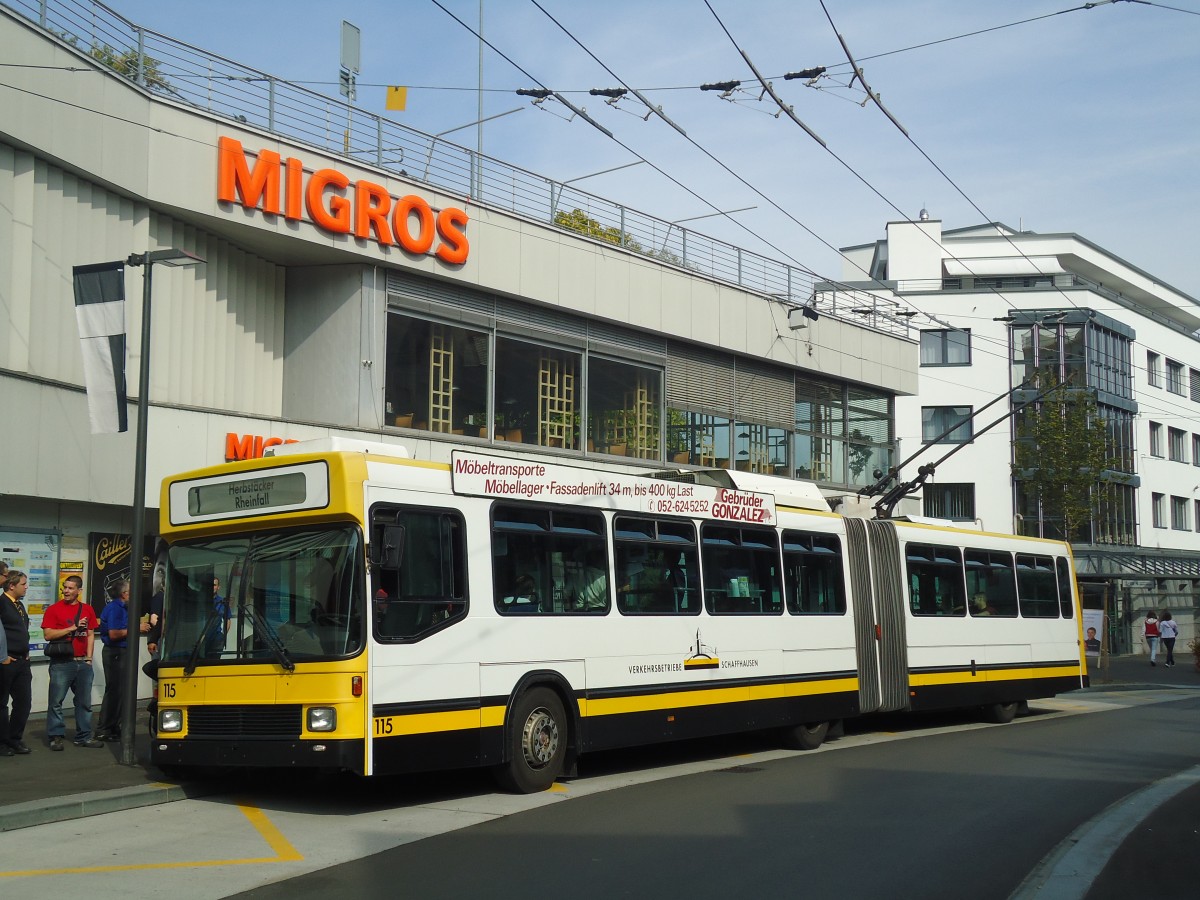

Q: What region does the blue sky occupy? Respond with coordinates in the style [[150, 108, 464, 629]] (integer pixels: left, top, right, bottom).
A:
[[98, 0, 1200, 300]]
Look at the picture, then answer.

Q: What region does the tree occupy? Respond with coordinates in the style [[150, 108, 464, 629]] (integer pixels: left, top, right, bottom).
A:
[[90, 43, 171, 91], [1011, 380, 1114, 542], [553, 209, 642, 251]]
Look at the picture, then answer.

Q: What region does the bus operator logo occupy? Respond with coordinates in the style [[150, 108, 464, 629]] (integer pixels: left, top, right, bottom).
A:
[[217, 136, 469, 264]]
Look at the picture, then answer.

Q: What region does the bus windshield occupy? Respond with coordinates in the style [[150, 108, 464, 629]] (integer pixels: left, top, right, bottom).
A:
[[160, 524, 364, 666]]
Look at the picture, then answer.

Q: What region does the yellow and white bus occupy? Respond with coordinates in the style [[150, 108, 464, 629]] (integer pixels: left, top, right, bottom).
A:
[[151, 438, 1086, 792]]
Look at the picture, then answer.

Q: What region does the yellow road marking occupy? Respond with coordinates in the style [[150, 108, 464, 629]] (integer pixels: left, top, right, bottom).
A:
[[0, 803, 303, 878]]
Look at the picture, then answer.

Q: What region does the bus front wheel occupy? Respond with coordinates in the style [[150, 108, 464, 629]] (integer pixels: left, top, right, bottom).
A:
[[780, 720, 829, 751], [495, 687, 568, 794]]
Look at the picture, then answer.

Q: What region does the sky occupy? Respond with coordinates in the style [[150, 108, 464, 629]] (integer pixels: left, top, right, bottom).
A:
[[87, 0, 1200, 300]]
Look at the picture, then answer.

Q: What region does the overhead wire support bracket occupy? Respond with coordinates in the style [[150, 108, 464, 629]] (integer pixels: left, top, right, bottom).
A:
[[737, 48, 826, 147], [552, 92, 613, 139], [822, 4, 909, 137]]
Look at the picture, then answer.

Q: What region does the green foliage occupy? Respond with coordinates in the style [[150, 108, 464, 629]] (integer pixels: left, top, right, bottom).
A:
[[554, 209, 642, 250], [89, 43, 171, 90], [1012, 380, 1114, 541], [553, 209, 701, 272], [848, 429, 876, 480]]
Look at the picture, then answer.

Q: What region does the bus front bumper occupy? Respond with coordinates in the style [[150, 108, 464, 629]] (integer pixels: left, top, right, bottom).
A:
[[152, 737, 363, 773]]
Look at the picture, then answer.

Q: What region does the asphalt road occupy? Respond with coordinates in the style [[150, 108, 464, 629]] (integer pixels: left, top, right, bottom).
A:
[[229, 693, 1200, 900]]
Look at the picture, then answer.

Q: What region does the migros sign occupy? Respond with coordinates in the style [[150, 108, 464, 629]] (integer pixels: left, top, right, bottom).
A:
[[217, 136, 469, 264]]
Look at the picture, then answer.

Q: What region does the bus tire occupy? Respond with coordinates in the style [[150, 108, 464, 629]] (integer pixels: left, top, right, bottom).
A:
[[495, 687, 568, 794], [780, 720, 829, 751], [984, 701, 1019, 724]]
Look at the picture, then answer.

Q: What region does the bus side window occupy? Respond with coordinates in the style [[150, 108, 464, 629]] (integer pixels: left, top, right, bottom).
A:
[[372, 506, 467, 641]]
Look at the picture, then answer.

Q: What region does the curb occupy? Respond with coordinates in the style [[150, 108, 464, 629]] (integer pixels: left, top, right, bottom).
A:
[[0, 780, 219, 833]]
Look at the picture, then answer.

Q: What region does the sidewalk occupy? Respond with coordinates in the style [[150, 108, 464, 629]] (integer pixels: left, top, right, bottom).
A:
[[0, 654, 1194, 834], [0, 703, 215, 832]]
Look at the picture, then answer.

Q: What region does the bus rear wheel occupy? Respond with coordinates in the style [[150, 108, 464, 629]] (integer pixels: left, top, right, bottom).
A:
[[495, 687, 567, 794], [780, 720, 829, 751], [984, 701, 1019, 724]]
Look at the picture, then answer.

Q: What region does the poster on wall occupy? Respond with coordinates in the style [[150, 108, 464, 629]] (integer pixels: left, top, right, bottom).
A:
[[86, 532, 157, 618], [1, 529, 62, 654], [1082, 608, 1105, 658]]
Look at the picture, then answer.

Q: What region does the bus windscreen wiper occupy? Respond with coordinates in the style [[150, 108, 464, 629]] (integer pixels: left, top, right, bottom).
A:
[[245, 605, 295, 673], [184, 609, 221, 676]]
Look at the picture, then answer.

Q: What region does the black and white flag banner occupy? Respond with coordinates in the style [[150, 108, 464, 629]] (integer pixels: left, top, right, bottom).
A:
[[72, 261, 128, 434]]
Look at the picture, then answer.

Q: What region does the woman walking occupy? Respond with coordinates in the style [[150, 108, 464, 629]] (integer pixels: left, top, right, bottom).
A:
[[1158, 611, 1179, 668], [1143, 610, 1160, 667]]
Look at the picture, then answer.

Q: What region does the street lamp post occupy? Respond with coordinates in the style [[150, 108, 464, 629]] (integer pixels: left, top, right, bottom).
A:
[[119, 248, 204, 766]]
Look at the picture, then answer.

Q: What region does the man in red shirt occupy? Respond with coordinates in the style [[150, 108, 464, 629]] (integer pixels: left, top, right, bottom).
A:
[[41, 575, 103, 750]]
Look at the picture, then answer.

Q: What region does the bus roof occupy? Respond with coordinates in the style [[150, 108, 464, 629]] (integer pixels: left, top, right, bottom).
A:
[[266, 437, 410, 460]]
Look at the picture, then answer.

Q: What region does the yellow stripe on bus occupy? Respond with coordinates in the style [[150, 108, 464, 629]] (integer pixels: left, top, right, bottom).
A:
[[377, 676, 860, 738], [909, 665, 1083, 688]]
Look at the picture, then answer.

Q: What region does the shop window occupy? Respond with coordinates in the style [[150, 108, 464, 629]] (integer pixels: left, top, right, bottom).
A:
[[733, 422, 789, 474], [588, 357, 662, 460], [666, 409, 732, 468], [494, 337, 582, 450], [385, 313, 488, 436]]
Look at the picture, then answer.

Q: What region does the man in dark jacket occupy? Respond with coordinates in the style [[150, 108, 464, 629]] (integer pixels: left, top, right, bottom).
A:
[[1, 569, 34, 755]]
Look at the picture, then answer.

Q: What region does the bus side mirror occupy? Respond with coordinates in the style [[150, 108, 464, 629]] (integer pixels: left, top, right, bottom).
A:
[[370, 524, 405, 568]]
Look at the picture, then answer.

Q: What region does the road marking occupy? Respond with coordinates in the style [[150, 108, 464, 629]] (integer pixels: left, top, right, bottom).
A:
[[0, 803, 303, 878], [1010, 763, 1200, 900]]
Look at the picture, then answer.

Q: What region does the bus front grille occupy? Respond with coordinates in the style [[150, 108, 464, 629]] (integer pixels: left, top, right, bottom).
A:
[[187, 705, 303, 738]]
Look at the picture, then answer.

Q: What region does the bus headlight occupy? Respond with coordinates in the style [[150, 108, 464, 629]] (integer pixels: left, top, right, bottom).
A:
[[307, 707, 336, 732], [159, 709, 183, 733]]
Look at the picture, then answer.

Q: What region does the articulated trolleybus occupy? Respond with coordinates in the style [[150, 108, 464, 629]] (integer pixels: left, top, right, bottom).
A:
[[152, 438, 1086, 792]]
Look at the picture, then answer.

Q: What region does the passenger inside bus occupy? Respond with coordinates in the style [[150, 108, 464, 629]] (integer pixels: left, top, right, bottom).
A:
[[502, 574, 540, 613], [572, 562, 609, 611]]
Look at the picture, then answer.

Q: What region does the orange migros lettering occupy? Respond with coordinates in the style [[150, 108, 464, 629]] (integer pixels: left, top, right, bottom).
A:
[[224, 433, 298, 462], [217, 137, 469, 263], [217, 137, 281, 214]]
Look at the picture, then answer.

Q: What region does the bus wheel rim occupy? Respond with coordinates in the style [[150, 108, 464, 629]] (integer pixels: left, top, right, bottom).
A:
[[521, 707, 559, 768]]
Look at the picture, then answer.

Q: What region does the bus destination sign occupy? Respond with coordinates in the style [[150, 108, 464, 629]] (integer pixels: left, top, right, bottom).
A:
[[168, 461, 330, 525]]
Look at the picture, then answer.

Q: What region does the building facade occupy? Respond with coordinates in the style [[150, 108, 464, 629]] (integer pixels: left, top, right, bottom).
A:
[[838, 218, 1200, 652], [0, 3, 916, 710]]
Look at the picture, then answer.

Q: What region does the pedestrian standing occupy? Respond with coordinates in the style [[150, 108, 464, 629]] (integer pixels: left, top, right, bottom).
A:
[[1143, 610, 1160, 667], [96, 578, 131, 742], [41, 575, 104, 749], [0, 569, 34, 755], [1158, 611, 1179, 668]]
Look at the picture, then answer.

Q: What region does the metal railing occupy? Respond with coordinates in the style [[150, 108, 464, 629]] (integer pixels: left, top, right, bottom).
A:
[[8, 0, 912, 337]]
